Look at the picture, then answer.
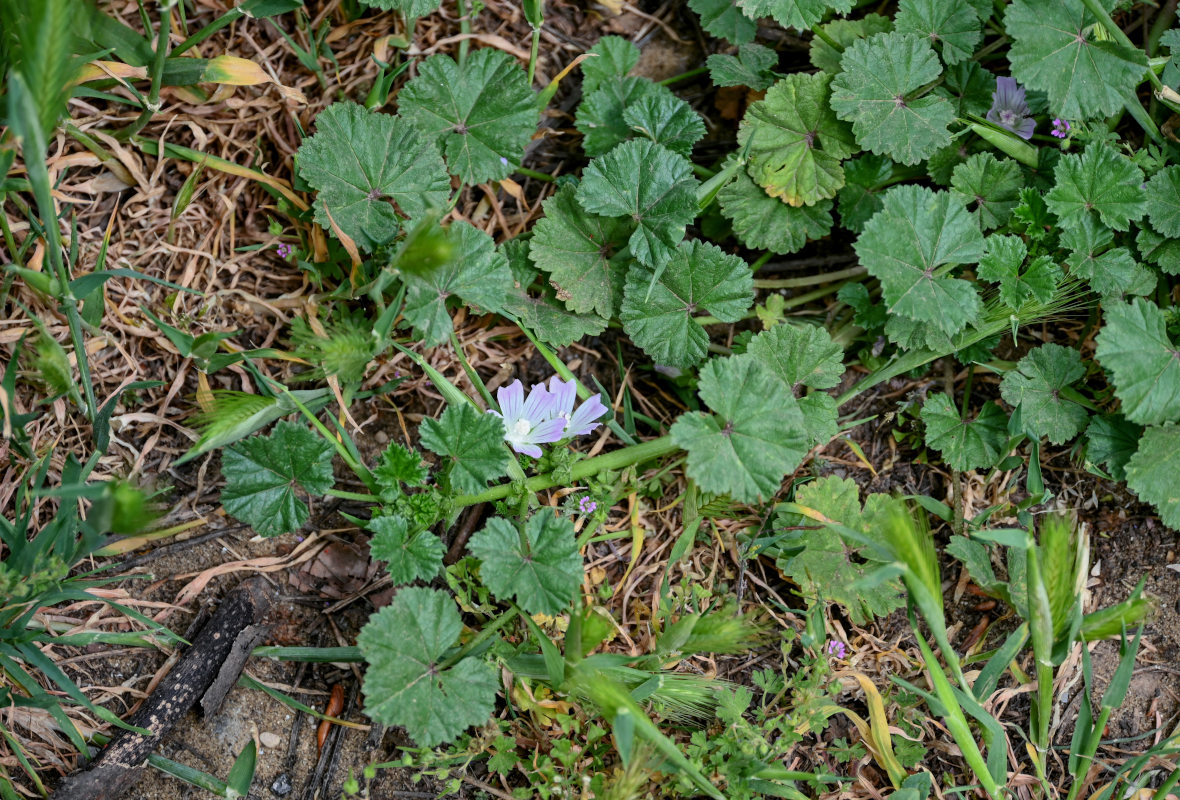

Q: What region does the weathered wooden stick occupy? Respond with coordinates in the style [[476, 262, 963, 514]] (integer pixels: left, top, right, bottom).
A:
[[51, 575, 274, 800]]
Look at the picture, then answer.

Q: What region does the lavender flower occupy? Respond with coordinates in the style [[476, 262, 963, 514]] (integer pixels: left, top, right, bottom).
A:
[[826, 639, 847, 659], [489, 379, 566, 458], [488, 376, 609, 458], [1051, 118, 1071, 139], [276, 242, 293, 258], [547, 377, 609, 437], [578, 496, 597, 515], [987, 77, 1035, 140]]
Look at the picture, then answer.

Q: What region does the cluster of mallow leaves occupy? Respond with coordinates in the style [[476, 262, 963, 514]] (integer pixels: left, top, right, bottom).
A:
[[210, 0, 1180, 756], [678, 0, 1180, 529]]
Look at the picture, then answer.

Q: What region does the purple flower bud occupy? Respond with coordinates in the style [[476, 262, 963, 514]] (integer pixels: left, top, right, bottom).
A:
[[1051, 118, 1071, 139], [826, 640, 847, 659], [987, 77, 1035, 140], [578, 496, 597, 515], [275, 242, 293, 258]]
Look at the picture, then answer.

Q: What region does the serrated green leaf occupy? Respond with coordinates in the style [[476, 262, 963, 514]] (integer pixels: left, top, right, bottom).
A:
[[977, 234, 1061, 309], [836, 153, 893, 233], [1062, 216, 1155, 299], [921, 394, 1008, 471], [884, 312, 955, 352], [936, 61, 994, 117], [950, 153, 1022, 231], [1144, 165, 1180, 238], [830, 32, 954, 166], [374, 443, 429, 498], [620, 241, 753, 369], [1013, 187, 1055, 240], [576, 77, 667, 157], [1005, 0, 1147, 121], [1045, 144, 1147, 232], [854, 185, 985, 337], [737, 0, 853, 32], [1094, 299, 1180, 426], [469, 514, 583, 614], [368, 515, 444, 584], [1136, 226, 1180, 275], [772, 476, 903, 623], [708, 44, 779, 90], [809, 14, 893, 73], [399, 49, 538, 185], [747, 323, 843, 389], [502, 239, 609, 346], [798, 391, 839, 448], [529, 184, 632, 318], [360, 0, 441, 17], [575, 140, 698, 270], [419, 402, 510, 494], [895, 0, 981, 65], [358, 587, 498, 745], [221, 421, 335, 537], [582, 36, 640, 95], [719, 163, 834, 253], [738, 72, 857, 207], [946, 535, 1006, 598], [1125, 425, 1180, 529], [402, 221, 513, 346], [1085, 414, 1142, 482], [297, 103, 450, 251], [688, 0, 757, 44], [839, 282, 887, 330], [1000, 343, 1088, 444], [624, 92, 706, 157], [670, 354, 808, 503]]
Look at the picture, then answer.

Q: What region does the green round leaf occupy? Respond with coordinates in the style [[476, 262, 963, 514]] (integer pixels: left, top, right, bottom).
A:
[[999, 343, 1088, 444], [368, 515, 444, 585], [671, 354, 808, 503], [399, 49, 538, 185], [469, 514, 583, 614], [738, 72, 857, 207], [1125, 425, 1180, 529], [620, 240, 754, 369], [357, 587, 498, 746]]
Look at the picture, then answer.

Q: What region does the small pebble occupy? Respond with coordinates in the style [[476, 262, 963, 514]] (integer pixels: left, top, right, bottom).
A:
[[271, 773, 292, 796], [260, 731, 282, 749]]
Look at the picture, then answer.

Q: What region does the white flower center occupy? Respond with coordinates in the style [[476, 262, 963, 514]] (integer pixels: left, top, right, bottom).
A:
[[511, 418, 532, 438]]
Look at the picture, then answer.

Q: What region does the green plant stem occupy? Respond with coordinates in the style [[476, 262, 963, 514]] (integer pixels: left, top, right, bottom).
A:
[[0, 202, 23, 270], [527, 26, 541, 85], [456, 0, 470, 68], [438, 606, 520, 670], [658, 66, 708, 86], [750, 251, 773, 272], [452, 435, 679, 508], [694, 280, 852, 325], [1147, 0, 1179, 55], [515, 165, 555, 182], [450, 331, 496, 409], [326, 488, 379, 502], [753, 266, 866, 289], [116, 2, 172, 141], [811, 26, 842, 52]]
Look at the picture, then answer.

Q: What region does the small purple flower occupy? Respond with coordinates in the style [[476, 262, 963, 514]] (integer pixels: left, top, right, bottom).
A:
[[487, 376, 610, 458], [547, 377, 608, 437], [826, 640, 847, 659], [1051, 118, 1071, 139], [489, 380, 566, 458], [275, 242, 293, 258], [987, 77, 1035, 140], [578, 496, 597, 515]]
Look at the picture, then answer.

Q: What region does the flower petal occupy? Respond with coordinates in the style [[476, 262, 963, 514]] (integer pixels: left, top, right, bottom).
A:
[[511, 442, 543, 458], [527, 417, 568, 444], [546, 377, 578, 422], [1015, 117, 1036, 140], [522, 382, 558, 424], [567, 394, 608, 436], [497, 380, 524, 422]]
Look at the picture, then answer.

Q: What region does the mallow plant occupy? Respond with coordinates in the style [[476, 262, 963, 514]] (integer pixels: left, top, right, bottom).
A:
[[181, 0, 1180, 792]]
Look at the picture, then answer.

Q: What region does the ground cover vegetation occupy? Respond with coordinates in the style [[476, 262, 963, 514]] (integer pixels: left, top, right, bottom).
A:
[[2, 0, 1180, 797]]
